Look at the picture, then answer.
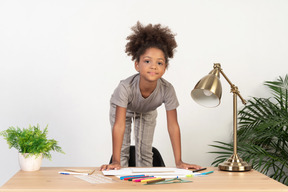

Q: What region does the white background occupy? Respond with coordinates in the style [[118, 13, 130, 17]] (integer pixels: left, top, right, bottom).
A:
[[1, 0, 288, 186]]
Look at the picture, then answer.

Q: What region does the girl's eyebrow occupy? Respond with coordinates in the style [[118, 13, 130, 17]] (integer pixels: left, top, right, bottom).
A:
[[143, 56, 165, 61]]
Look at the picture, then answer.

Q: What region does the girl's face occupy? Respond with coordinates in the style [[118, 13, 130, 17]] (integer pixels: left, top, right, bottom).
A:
[[135, 47, 167, 83]]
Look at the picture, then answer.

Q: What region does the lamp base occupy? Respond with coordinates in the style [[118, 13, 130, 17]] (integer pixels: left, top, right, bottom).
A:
[[218, 154, 252, 172]]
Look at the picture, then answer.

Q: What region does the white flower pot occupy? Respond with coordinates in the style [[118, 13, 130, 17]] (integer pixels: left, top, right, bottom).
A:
[[18, 153, 42, 171]]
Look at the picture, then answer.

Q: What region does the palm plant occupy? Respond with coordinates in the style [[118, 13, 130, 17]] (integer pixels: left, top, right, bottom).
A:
[[210, 75, 288, 185]]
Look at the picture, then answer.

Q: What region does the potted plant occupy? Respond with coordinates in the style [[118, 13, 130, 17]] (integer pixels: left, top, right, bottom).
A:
[[209, 74, 288, 185], [0, 124, 64, 171]]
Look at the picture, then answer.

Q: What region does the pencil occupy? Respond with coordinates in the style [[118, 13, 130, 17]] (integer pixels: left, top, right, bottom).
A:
[[89, 169, 96, 175], [145, 178, 165, 184], [141, 177, 163, 184]]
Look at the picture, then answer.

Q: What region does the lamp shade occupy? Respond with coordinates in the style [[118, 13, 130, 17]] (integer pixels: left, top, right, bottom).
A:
[[191, 68, 222, 107]]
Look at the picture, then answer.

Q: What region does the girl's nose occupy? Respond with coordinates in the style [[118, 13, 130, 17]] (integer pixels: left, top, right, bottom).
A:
[[150, 62, 157, 69]]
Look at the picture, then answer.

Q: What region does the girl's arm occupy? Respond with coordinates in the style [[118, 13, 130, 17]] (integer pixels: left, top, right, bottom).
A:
[[100, 106, 127, 171], [166, 109, 202, 169]]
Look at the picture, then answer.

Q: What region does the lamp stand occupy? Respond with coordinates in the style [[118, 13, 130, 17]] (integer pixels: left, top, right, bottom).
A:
[[191, 63, 252, 171], [218, 90, 252, 171]]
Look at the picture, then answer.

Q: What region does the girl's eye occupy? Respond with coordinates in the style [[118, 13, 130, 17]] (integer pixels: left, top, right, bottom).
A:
[[158, 62, 163, 65], [145, 60, 150, 63]]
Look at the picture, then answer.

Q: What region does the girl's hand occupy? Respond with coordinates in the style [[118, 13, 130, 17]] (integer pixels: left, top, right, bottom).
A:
[[176, 161, 202, 170], [100, 162, 121, 171]]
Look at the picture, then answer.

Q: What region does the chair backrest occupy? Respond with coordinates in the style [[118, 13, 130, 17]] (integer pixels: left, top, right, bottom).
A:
[[109, 145, 165, 167], [152, 146, 165, 167]]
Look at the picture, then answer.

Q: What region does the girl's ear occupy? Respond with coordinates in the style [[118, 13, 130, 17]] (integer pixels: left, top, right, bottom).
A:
[[135, 61, 139, 72]]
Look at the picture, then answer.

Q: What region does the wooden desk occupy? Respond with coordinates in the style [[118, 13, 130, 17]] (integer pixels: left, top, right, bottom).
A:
[[0, 167, 287, 192]]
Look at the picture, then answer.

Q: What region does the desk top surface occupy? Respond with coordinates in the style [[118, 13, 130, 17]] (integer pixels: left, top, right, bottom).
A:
[[1, 167, 287, 192]]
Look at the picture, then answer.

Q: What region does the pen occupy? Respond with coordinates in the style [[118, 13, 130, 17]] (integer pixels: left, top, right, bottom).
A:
[[193, 168, 207, 172], [58, 171, 89, 175]]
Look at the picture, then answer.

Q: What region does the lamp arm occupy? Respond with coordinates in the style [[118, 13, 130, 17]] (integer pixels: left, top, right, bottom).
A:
[[214, 63, 247, 105]]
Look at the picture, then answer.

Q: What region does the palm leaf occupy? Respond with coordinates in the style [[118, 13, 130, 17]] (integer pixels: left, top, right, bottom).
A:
[[209, 74, 288, 185]]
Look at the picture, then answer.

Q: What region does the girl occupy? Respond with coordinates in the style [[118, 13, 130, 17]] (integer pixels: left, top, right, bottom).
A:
[[100, 22, 201, 170]]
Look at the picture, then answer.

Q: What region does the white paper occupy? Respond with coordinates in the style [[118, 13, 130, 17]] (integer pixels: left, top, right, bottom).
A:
[[74, 174, 116, 184], [102, 167, 193, 178], [131, 168, 177, 173], [102, 168, 132, 176]]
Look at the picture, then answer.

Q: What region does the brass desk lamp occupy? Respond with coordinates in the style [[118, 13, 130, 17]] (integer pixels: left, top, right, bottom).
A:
[[191, 63, 252, 171]]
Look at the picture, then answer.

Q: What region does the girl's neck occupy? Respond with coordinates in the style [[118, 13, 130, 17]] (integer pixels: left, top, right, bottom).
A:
[[139, 78, 157, 98]]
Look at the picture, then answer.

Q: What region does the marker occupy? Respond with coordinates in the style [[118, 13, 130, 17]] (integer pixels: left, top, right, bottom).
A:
[[133, 177, 155, 182], [187, 170, 214, 177], [199, 171, 214, 175], [193, 171, 214, 176], [128, 176, 152, 181], [120, 174, 145, 180], [124, 176, 150, 181], [58, 172, 89, 175]]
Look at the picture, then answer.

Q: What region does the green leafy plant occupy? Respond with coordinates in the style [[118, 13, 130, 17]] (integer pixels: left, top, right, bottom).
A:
[[209, 75, 288, 185], [0, 124, 64, 160]]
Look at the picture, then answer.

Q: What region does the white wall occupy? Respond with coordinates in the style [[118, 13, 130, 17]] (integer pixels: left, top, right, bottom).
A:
[[1, 0, 288, 186]]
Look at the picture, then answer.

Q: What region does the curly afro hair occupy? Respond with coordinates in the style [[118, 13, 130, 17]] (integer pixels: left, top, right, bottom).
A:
[[125, 21, 177, 66]]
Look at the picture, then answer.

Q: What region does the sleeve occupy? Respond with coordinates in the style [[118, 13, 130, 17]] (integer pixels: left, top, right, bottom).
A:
[[164, 84, 179, 111], [110, 82, 129, 108]]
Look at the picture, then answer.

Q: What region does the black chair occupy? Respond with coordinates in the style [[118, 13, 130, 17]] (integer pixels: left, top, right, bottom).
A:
[[109, 146, 165, 167]]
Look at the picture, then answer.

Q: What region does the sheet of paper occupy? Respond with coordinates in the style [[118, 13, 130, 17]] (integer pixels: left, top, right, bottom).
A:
[[102, 168, 132, 176], [131, 167, 177, 173], [102, 167, 193, 178], [74, 174, 117, 184]]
